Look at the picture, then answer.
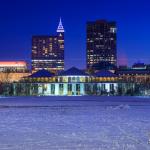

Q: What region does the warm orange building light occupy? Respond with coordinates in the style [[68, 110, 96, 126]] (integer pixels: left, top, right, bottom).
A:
[[0, 61, 27, 67]]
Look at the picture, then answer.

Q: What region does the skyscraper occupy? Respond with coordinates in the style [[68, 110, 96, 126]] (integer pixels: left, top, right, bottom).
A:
[[86, 20, 117, 71], [32, 18, 64, 73]]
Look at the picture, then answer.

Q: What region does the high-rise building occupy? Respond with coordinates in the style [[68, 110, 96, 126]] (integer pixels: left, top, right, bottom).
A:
[[86, 20, 117, 71], [32, 18, 64, 73]]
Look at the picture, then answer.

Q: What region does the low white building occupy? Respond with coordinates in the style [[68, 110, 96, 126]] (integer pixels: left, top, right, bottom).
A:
[[12, 67, 125, 96]]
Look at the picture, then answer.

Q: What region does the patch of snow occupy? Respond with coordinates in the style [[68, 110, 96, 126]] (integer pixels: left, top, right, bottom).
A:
[[0, 96, 150, 150]]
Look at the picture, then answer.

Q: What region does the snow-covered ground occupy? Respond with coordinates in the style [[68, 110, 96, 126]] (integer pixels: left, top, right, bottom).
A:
[[0, 96, 150, 150]]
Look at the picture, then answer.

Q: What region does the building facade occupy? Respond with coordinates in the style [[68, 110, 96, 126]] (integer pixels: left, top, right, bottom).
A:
[[32, 18, 64, 73], [10, 67, 136, 96], [0, 61, 29, 82], [0, 61, 28, 72], [86, 20, 117, 71]]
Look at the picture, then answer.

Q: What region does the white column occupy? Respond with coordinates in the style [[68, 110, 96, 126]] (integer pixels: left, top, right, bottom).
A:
[[72, 84, 76, 95], [55, 84, 59, 95], [63, 83, 67, 95], [46, 84, 51, 95], [106, 83, 110, 92], [38, 83, 43, 95], [80, 83, 84, 95]]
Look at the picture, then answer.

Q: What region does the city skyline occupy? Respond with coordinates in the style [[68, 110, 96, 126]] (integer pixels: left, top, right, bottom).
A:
[[0, 0, 150, 69]]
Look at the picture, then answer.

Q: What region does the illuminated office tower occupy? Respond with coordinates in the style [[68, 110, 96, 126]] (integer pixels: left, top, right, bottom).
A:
[[86, 20, 117, 70], [32, 18, 64, 73]]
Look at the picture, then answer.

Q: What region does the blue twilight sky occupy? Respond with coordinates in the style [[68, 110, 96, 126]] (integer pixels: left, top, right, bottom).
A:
[[0, 0, 150, 69]]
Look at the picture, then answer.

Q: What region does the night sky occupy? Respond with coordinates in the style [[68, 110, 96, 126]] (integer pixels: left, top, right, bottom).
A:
[[0, 0, 150, 69]]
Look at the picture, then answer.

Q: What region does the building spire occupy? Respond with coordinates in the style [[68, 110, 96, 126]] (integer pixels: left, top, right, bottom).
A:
[[57, 17, 64, 33]]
